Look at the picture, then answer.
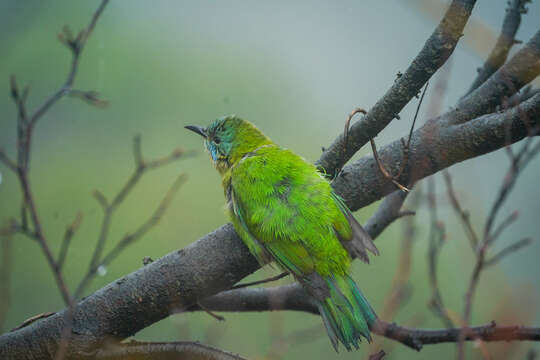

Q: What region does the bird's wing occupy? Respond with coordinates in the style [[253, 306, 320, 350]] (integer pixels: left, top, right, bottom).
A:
[[229, 182, 315, 275], [229, 146, 349, 276], [228, 184, 271, 266], [331, 192, 379, 263]]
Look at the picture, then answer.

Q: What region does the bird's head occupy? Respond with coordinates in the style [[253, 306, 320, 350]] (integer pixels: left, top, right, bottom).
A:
[[185, 115, 272, 173]]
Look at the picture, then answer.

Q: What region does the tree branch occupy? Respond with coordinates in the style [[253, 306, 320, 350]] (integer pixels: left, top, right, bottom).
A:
[[317, 0, 477, 176], [447, 28, 540, 126], [466, 0, 530, 94], [96, 341, 247, 360], [193, 285, 540, 351], [332, 92, 540, 211], [29, 0, 110, 127]]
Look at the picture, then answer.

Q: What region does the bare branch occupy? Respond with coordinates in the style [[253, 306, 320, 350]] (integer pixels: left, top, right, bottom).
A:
[[488, 210, 519, 245], [78, 134, 189, 300], [466, 0, 531, 94], [0, 148, 18, 173], [368, 349, 386, 360], [230, 272, 289, 290], [57, 212, 83, 271], [448, 29, 540, 126], [75, 173, 187, 298], [29, 0, 110, 126], [363, 190, 409, 240], [17, 170, 74, 307], [10, 312, 55, 332], [484, 237, 533, 267], [317, 0, 477, 176], [333, 92, 540, 212], [193, 285, 540, 351], [96, 341, 247, 360], [458, 134, 539, 359], [374, 189, 421, 354], [67, 90, 109, 107], [426, 177, 454, 328], [443, 170, 479, 249]]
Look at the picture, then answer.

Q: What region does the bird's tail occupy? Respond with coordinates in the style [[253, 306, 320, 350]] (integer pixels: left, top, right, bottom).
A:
[[317, 274, 377, 352]]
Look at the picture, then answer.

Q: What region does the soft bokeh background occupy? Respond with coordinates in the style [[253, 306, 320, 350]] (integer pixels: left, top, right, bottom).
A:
[[1, 1, 539, 359]]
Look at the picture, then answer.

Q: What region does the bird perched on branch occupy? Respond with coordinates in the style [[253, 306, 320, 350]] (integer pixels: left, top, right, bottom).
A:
[[186, 115, 378, 351]]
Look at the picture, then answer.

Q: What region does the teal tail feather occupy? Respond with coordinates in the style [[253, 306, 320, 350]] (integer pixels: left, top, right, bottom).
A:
[[317, 274, 377, 352]]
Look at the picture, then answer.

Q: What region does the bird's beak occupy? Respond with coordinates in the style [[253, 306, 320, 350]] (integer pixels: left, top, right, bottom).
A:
[[184, 125, 207, 138]]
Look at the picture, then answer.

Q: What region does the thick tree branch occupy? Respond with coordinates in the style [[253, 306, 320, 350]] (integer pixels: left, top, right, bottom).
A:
[[0, 224, 258, 359], [333, 92, 540, 211], [446, 28, 540, 126], [317, 0, 477, 176]]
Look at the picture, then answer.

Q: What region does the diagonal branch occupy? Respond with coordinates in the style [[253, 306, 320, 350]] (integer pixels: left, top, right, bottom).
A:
[[333, 92, 540, 211], [466, 0, 530, 94], [317, 0, 477, 176], [448, 28, 540, 126]]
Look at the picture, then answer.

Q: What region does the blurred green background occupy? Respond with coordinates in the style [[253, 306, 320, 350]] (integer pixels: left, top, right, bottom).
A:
[[1, 1, 539, 359]]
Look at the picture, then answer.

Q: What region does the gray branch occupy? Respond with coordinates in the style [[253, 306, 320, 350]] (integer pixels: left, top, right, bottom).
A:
[[317, 0, 477, 176], [191, 284, 540, 351], [466, 0, 530, 94], [96, 341, 247, 360]]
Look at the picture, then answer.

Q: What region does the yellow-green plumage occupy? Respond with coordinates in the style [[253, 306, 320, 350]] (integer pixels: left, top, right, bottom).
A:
[[186, 115, 379, 351]]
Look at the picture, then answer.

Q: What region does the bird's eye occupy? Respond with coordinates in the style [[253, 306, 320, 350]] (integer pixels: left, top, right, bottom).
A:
[[214, 138, 221, 144]]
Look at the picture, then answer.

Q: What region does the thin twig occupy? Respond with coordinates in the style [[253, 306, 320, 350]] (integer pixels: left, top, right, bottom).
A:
[[426, 177, 454, 328], [343, 108, 367, 159], [368, 350, 386, 360], [457, 137, 540, 359], [80, 135, 187, 297], [10, 312, 55, 332], [230, 272, 289, 290], [75, 172, 187, 298], [197, 302, 225, 322], [443, 170, 479, 250], [487, 210, 519, 245], [361, 83, 428, 192], [17, 170, 74, 307], [57, 212, 83, 271], [0, 148, 18, 172], [29, 0, 110, 127], [369, 138, 410, 192], [67, 89, 109, 107], [395, 81, 430, 179], [484, 237, 533, 267], [371, 189, 420, 353]]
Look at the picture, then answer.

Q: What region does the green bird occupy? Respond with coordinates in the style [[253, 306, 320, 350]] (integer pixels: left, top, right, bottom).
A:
[[186, 115, 379, 351]]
